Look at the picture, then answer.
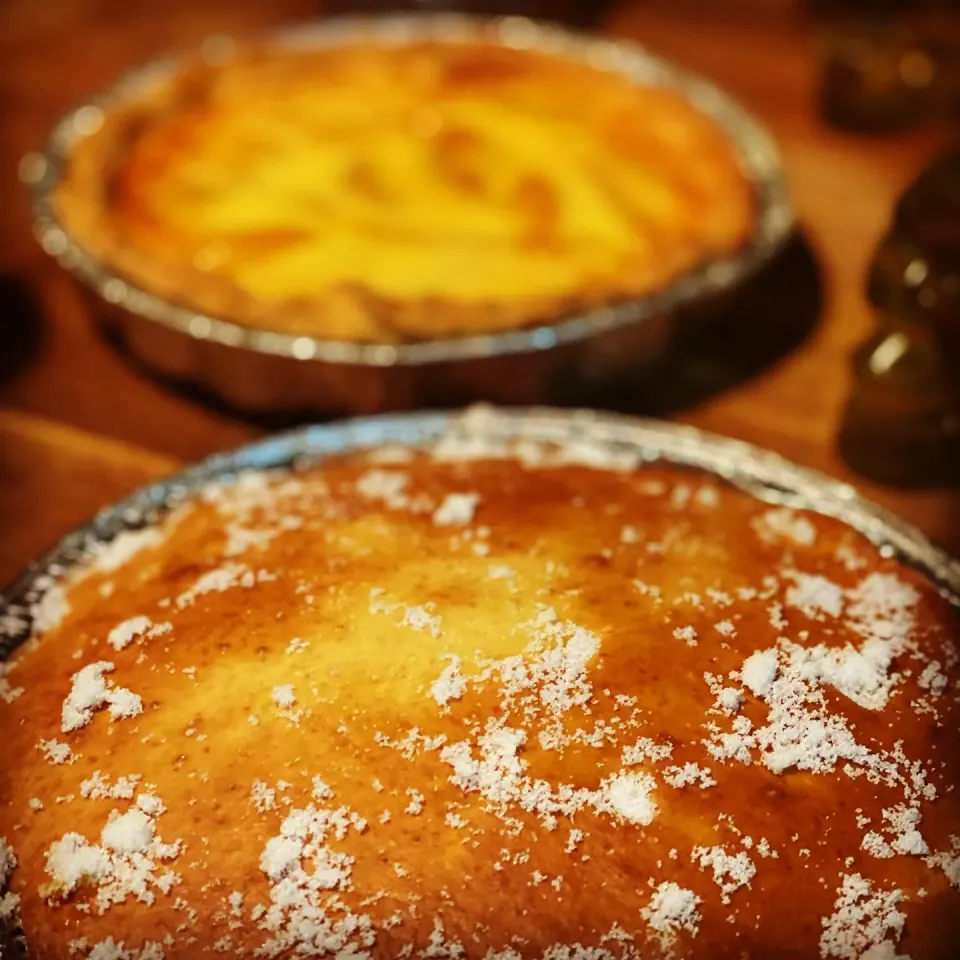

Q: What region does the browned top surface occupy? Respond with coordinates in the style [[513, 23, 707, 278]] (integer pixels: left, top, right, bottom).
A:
[[1, 451, 958, 958], [56, 38, 753, 342]]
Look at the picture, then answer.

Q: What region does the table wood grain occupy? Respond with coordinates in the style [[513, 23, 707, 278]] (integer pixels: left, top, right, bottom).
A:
[[0, 410, 179, 585], [0, 0, 956, 582]]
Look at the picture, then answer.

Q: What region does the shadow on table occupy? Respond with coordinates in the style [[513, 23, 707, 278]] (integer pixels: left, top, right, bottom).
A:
[[0, 274, 44, 387], [570, 229, 824, 417], [100, 229, 824, 430]]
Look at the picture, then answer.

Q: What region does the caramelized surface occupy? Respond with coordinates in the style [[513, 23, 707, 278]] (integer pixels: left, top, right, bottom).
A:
[[1, 451, 958, 959], [56, 41, 754, 341]]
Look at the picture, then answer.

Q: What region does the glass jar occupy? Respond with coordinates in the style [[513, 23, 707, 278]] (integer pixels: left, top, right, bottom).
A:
[[840, 147, 960, 485]]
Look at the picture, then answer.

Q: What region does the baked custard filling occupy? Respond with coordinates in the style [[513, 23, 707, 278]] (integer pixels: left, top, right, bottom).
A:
[[56, 42, 755, 341], [1, 421, 958, 958]]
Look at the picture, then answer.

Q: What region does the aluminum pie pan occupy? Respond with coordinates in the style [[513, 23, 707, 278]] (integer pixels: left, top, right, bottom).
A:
[[1, 405, 959, 956], [2, 406, 958, 657], [21, 13, 793, 415]]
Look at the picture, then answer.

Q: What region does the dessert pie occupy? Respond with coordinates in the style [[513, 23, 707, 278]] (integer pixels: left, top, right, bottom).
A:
[[1, 413, 959, 958], [54, 38, 756, 342]]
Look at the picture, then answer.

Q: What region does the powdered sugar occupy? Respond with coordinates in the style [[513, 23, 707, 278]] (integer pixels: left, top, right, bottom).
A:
[[38, 738, 75, 764], [741, 649, 779, 697], [370, 590, 443, 639], [404, 789, 425, 816], [61, 662, 142, 733], [251, 781, 278, 814], [819, 874, 905, 959], [917, 660, 948, 696], [0, 662, 23, 704], [0, 836, 17, 925], [85, 939, 166, 960], [692, 845, 755, 902], [41, 795, 180, 912], [925, 835, 960, 888], [433, 492, 480, 526], [30, 581, 70, 634], [89, 528, 165, 574], [271, 685, 303, 725], [622, 738, 673, 766], [0, 837, 15, 887], [662, 763, 716, 789], [356, 469, 409, 509], [707, 641, 889, 777], [753, 507, 817, 546], [254, 796, 372, 956], [431, 656, 467, 707], [107, 617, 169, 651], [81, 772, 141, 801], [175, 564, 249, 609], [603, 772, 657, 826], [717, 687, 742, 713], [861, 805, 928, 859], [642, 882, 700, 949], [784, 572, 844, 620], [0, 890, 19, 924], [400, 605, 443, 638], [846, 574, 920, 645], [101, 809, 155, 855]]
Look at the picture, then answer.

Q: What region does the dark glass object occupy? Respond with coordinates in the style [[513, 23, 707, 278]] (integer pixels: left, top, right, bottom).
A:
[[322, 0, 613, 30], [819, 22, 938, 131], [869, 150, 960, 342], [810, 1, 960, 132], [839, 148, 960, 485]]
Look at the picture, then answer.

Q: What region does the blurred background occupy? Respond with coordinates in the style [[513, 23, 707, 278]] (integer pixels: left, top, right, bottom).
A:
[[0, 0, 958, 579]]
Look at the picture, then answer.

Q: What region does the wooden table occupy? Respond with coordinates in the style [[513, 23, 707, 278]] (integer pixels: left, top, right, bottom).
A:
[[0, 0, 956, 587]]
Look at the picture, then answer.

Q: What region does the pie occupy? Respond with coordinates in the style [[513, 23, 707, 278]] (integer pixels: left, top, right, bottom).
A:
[[1, 411, 958, 958], [54, 38, 756, 343]]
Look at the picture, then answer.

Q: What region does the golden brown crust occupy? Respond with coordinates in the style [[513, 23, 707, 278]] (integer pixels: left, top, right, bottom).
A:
[[1, 451, 958, 959], [53, 41, 755, 343]]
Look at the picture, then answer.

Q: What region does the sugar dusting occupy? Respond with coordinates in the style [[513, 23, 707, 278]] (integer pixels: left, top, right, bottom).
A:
[[84, 939, 166, 960], [61, 662, 142, 733], [753, 507, 817, 546], [30, 581, 70, 634], [254, 790, 372, 957], [433, 492, 480, 527], [641, 882, 701, 951], [107, 617, 170, 652], [41, 791, 181, 913], [0, 835, 18, 926], [1, 408, 957, 955], [0, 836, 20, 932], [819, 874, 906, 959], [691, 845, 755, 903], [431, 656, 467, 707], [705, 565, 936, 786], [0, 662, 24, 705], [925, 835, 960, 888], [89, 528, 165, 574], [0, 837, 15, 888], [39, 738, 75, 765]]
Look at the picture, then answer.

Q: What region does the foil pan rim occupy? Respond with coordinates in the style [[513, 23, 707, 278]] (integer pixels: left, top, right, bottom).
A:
[[23, 12, 794, 369], [2, 407, 957, 666]]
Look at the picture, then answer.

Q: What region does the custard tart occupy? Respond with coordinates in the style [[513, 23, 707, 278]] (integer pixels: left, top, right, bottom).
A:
[[54, 36, 756, 343], [1, 410, 959, 958]]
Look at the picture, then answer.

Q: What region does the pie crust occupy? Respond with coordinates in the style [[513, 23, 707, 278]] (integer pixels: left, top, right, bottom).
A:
[[55, 40, 756, 343]]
